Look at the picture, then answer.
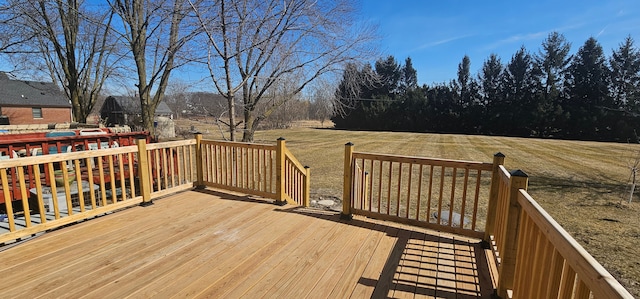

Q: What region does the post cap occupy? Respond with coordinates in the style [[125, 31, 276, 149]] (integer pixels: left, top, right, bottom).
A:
[[277, 137, 285, 141], [510, 169, 528, 177], [494, 152, 505, 157], [345, 142, 354, 146]]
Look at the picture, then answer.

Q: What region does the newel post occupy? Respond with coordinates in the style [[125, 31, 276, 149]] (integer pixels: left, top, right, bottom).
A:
[[484, 152, 505, 243], [341, 142, 354, 220], [136, 138, 152, 206], [275, 137, 287, 206], [303, 166, 311, 207], [497, 169, 528, 299], [195, 133, 204, 188]]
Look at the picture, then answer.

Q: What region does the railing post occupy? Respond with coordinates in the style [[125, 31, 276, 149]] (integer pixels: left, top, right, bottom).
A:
[[275, 137, 287, 206], [194, 133, 204, 188], [303, 166, 311, 207], [497, 169, 528, 298], [341, 142, 354, 220], [484, 152, 505, 243], [136, 138, 152, 206]]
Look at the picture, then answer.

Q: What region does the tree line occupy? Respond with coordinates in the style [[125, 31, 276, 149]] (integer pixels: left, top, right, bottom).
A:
[[333, 32, 640, 142]]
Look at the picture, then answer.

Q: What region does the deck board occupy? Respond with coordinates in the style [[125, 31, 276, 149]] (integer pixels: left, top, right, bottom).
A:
[[220, 214, 344, 298], [0, 189, 495, 298]]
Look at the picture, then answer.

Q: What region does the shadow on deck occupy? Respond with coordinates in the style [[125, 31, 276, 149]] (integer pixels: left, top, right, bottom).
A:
[[275, 203, 495, 298], [0, 188, 495, 298]]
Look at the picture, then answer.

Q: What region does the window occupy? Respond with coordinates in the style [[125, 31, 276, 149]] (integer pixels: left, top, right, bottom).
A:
[[32, 107, 42, 119]]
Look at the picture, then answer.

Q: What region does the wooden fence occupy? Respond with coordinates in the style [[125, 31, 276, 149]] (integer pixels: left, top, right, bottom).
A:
[[198, 137, 310, 206], [1, 135, 310, 244], [342, 143, 633, 298]]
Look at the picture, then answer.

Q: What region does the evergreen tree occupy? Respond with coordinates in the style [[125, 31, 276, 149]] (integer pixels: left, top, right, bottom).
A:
[[610, 36, 640, 112], [332, 32, 640, 142], [454, 55, 481, 132], [374, 56, 402, 98], [479, 54, 504, 134], [428, 82, 461, 133], [565, 37, 612, 139], [609, 36, 640, 140], [534, 32, 572, 137], [502, 46, 540, 136], [332, 63, 376, 129], [456, 55, 472, 107], [400, 57, 418, 94]]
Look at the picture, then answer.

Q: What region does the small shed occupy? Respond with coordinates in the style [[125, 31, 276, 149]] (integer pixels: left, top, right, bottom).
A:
[[100, 96, 175, 138]]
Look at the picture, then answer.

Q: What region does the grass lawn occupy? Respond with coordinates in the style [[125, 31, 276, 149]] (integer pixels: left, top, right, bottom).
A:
[[177, 119, 640, 296]]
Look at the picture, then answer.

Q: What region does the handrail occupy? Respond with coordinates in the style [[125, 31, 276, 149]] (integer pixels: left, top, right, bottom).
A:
[[483, 165, 633, 298], [0, 137, 198, 244], [353, 152, 493, 171], [197, 137, 309, 206], [199, 139, 278, 199], [342, 145, 633, 297], [0, 131, 150, 205], [513, 190, 633, 299], [283, 147, 310, 206], [4, 137, 631, 297], [488, 165, 511, 267], [343, 143, 494, 239], [0, 145, 142, 244], [144, 139, 197, 198]]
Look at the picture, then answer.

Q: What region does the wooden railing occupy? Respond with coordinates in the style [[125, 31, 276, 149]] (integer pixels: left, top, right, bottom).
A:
[[197, 137, 309, 206], [511, 190, 633, 299], [485, 166, 633, 298], [0, 145, 144, 244], [281, 139, 311, 206], [144, 139, 198, 198], [343, 144, 633, 298], [342, 142, 493, 239], [0, 130, 150, 204], [1, 135, 309, 244]]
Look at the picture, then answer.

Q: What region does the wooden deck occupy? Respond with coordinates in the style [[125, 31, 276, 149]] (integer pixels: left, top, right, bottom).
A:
[[0, 189, 495, 298]]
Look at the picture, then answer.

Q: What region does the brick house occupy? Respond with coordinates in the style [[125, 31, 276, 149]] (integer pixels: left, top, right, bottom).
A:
[[0, 72, 72, 125]]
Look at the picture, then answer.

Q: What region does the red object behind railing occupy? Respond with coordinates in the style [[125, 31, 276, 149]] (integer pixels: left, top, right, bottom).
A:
[[0, 129, 151, 205]]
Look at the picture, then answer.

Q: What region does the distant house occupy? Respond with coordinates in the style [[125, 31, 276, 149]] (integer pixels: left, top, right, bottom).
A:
[[100, 96, 175, 139], [0, 72, 72, 125]]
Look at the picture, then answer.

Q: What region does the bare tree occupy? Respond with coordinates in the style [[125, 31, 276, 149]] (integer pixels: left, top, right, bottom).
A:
[[254, 77, 308, 129], [0, 1, 43, 61], [309, 78, 336, 127], [165, 79, 193, 119], [108, 0, 200, 131], [5, 0, 119, 123], [189, 0, 376, 141]]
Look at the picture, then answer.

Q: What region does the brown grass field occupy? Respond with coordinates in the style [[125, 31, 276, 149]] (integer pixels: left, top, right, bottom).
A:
[[175, 119, 640, 296]]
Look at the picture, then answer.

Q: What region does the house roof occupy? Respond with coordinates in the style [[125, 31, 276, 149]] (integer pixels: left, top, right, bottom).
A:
[[105, 96, 173, 116], [0, 72, 71, 108]]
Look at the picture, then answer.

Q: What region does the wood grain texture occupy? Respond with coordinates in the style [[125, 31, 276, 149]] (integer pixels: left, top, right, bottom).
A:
[[0, 189, 495, 298]]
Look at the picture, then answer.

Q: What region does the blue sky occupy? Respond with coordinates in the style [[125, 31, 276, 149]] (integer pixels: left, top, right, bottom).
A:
[[360, 0, 640, 85]]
